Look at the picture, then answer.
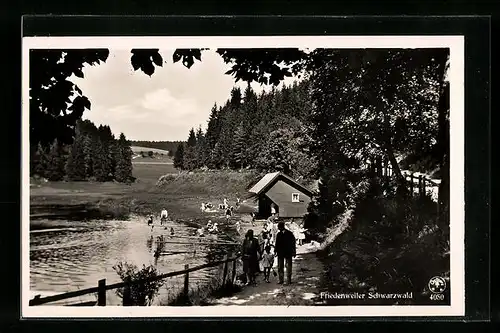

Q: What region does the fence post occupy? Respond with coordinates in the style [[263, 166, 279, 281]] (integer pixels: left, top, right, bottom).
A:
[[222, 254, 230, 286], [231, 258, 237, 285], [410, 173, 414, 196], [437, 189, 440, 216], [98, 279, 106, 306], [418, 175, 423, 196], [123, 280, 132, 306], [183, 264, 189, 298]]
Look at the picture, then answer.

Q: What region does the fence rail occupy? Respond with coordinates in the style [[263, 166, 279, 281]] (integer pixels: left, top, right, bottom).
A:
[[30, 254, 242, 306], [367, 156, 441, 200]]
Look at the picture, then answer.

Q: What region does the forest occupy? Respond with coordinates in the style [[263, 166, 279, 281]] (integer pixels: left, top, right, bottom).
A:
[[31, 119, 134, 183], [173, 81, 317, 184]]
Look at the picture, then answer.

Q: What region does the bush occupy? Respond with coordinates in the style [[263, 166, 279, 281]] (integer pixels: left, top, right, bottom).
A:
[[113, 261, 165, 306], [319, 178, 450, 305]]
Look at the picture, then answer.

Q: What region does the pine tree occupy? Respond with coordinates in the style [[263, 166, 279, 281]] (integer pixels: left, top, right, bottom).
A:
[[173, 143, 185, 170], [195, 126, 208, 168], [82, 134, 93, 178], [115, 133, 133, 183], [214, 105, 234, 168], [211, 142, 224, 169], [98, 125, 115, 180], [248, 121, 270, 169], [65, 131, 87, 181], [45, 139, 65, 181], [257, 128, 293, 175], [229, 87, 242, 110], [205, 103, 220, 150], [186, 128, 197, 147], [33, 143, 48, 178], [232, 122, 247, 170], [183, 147, 197, 171], [241, 84, 258, 128], [91, 137, 107, 181]]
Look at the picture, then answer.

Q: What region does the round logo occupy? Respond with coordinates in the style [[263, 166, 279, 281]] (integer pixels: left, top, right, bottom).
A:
[[428, 276, 446, 294]]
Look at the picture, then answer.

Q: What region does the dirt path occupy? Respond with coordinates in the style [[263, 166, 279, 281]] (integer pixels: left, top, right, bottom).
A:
[[213, 250, 325, 306]]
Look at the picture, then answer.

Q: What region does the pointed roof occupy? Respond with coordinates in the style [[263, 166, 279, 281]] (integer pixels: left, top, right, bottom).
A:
[[248, 172, 313, 197]]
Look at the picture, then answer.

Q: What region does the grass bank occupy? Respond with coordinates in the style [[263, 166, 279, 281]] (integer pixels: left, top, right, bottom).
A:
[[30, 164, 262, 226]]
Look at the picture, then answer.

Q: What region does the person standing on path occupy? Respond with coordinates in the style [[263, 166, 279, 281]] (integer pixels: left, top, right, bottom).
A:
[[261, 245, 275, 283], [270, 204, 277, 219], [274, 221, 296, 285], [241, 229, 261, 286], [297, 224, 307, 246]]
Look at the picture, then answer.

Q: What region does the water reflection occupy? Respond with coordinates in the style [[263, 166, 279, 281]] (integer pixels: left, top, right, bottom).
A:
[[146, 235, 154, 253], [30, 217, 237, 301]]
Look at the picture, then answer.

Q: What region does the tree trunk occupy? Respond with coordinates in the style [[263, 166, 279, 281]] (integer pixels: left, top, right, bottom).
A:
[[380, 108, 404, 184], [385, 144, 404, 183]]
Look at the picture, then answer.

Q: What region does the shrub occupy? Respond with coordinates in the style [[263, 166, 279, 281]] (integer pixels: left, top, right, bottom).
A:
[[113, 261, 165, 306], [319, 178, 450, 305]]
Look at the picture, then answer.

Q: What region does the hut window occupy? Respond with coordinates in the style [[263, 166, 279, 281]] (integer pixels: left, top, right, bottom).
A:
[[292, 193, 300, 202]]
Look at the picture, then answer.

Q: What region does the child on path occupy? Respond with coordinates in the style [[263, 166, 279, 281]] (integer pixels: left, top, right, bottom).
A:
[[261, 245, 275, 283], [297, 225, 306, 246]]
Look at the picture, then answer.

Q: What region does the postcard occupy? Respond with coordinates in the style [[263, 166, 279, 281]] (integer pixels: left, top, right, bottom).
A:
[[22, 35, 464, 317]]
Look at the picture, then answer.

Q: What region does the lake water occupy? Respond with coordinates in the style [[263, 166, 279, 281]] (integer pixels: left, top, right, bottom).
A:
[[29, 216, 239, 305]]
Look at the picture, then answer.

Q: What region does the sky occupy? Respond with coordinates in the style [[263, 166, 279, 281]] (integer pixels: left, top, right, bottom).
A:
[[72, 49, 299, 141]]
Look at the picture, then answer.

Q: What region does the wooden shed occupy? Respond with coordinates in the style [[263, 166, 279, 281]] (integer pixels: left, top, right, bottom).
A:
[[248, 172, 313, 219]]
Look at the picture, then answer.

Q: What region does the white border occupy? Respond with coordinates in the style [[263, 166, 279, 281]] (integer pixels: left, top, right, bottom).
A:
[[22, 36, 465, 318]]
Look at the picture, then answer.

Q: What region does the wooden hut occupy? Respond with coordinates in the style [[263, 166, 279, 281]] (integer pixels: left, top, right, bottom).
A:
[[248, 172, 313, 219]]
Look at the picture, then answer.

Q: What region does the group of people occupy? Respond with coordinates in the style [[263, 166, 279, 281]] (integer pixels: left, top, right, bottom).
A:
[[240, 221, 297, 286], [196, 220, 219, 237], [288, 221, 307, 246], [201, 198, 241, 221], [200, 202, 217, 213], [147, 209, 170, 230]]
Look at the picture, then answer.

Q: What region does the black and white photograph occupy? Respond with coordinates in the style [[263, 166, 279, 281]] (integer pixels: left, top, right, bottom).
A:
[[22, 36, 464, 317]]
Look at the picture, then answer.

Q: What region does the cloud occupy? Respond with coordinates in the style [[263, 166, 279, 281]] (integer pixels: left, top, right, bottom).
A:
[[76, 48, 302, 141], [139, 88, 198, 119]]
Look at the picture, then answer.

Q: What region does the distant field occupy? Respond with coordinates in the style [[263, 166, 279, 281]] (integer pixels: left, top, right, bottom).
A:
[[132, 162, 177, 184], [132, 155, 173, 163], [131, 146, 170, 155], [30, 167, 258, 220]]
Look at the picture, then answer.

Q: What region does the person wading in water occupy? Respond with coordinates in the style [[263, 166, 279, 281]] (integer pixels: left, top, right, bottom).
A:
[[274, 222, 296, 285], [147, 214, 154, 231], [160, 209, 168, 225], [241, 229, 261, 286]]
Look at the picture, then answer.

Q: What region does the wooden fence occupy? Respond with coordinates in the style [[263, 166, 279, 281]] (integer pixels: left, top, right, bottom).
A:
[[368, 156, 441, 199], [29, 253, 242, 307]]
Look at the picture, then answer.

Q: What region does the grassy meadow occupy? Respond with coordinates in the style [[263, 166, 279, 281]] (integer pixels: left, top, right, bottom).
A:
[[30, 161, 262, 225], [131, 146, 171, 155]]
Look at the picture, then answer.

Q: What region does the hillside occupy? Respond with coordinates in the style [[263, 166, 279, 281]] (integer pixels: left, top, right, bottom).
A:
[[156, 170, 263, 197], [131, 146, 171, 155], [130, 141, 183, 153]]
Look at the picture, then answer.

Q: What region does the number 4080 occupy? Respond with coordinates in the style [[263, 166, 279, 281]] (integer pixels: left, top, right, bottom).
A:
[[430, 294, 444, 301]]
